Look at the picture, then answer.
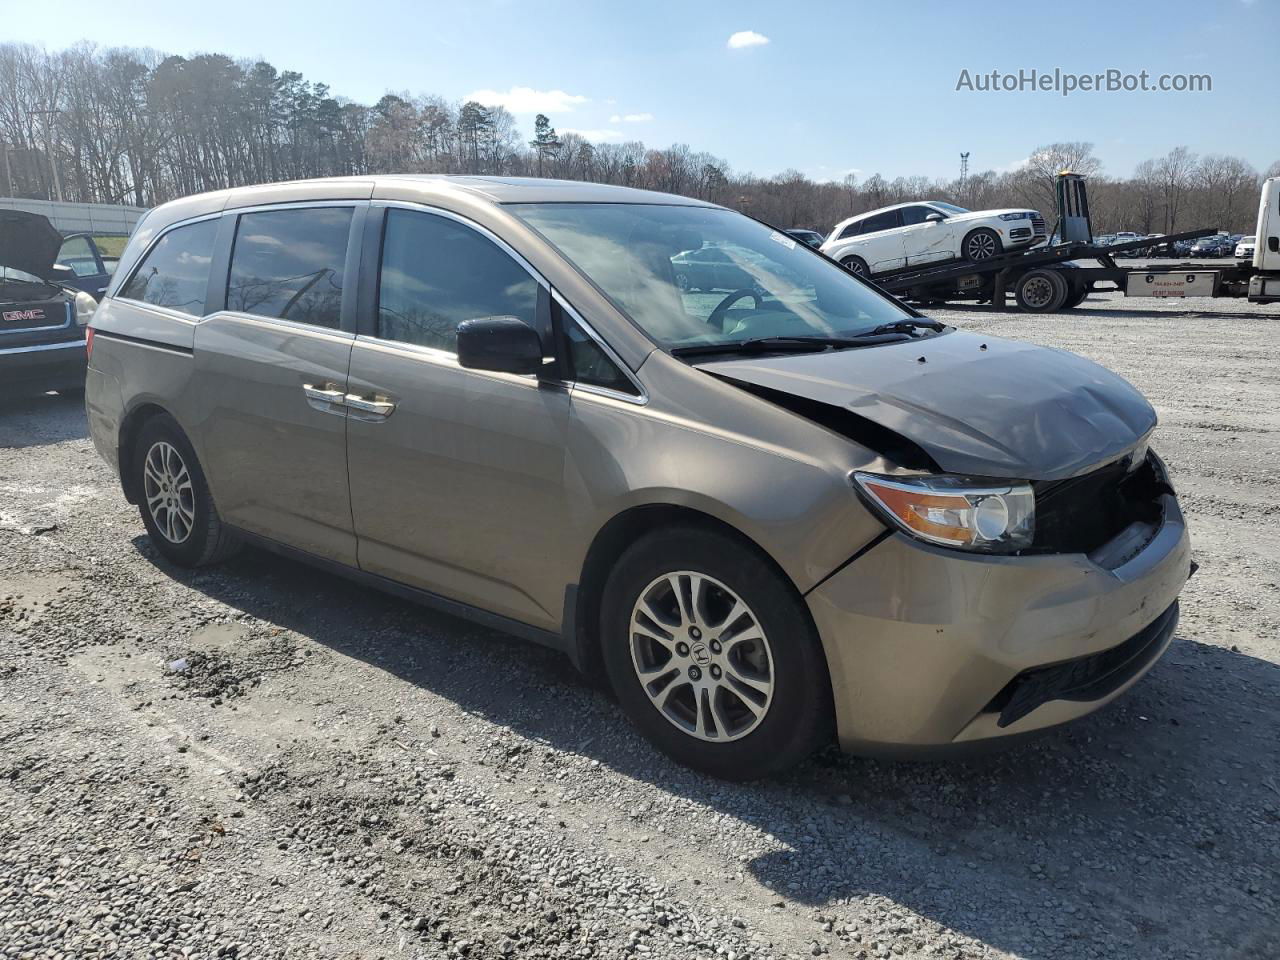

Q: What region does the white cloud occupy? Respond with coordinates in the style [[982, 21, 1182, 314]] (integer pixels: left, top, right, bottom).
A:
[[563, 128, 626, 142], [727, 30, 770, 49], [463, 86, 588, 114], [608, 112, 654, 123], [995, 156, 1030, 173], [809, 165, 863, 183]]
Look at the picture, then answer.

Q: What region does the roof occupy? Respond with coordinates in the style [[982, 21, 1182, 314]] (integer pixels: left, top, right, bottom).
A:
[[837, 200, 946, 221], [131, 175, 719, 241], [211, 174, 714, 208], [365, 175, 715, 206]]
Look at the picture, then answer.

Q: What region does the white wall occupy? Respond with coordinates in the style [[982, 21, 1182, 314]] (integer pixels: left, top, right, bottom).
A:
[[0, 197, 147, 235]]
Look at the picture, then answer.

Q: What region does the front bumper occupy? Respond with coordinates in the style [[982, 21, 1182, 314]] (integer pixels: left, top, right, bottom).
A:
[[0, 338, 87, 394], [807, 494, 1191, 754]]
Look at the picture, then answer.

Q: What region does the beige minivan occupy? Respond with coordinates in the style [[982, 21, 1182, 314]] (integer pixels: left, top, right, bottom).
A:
[[86, 176, 1191, 778]]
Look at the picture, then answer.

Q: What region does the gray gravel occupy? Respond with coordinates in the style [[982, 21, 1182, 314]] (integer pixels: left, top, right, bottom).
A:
[[2, 290, 1278, 959]]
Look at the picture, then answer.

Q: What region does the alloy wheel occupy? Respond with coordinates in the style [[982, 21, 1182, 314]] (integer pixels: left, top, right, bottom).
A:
[[842, 258, 866, 276], [143, 440, 195, 544], [966, 232, 998, 260], [629, 571, 775, 742]]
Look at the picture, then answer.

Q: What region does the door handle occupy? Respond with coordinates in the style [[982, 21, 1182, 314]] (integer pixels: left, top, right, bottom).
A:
[[303, 383, 346, 404], [343, 394, 397, 417]]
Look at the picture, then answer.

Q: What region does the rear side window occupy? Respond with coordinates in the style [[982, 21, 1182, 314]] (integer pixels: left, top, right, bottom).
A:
[[861, 210, 901, 233], [227, 207, 352, 329], [377, 208, 538, 353], [118, 219, 219, 317]]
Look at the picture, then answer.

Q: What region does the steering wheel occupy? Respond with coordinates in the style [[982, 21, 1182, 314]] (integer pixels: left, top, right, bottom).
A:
[[707, 288, 763, 331]]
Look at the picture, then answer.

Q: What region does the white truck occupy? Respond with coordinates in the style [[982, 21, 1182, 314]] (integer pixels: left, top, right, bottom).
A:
[[865, 174, 1280, 311], [1246, 180, 1280, 303]]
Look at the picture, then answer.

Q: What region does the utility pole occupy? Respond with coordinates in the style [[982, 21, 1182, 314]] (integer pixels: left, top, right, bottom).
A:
[[29, 108, 63, 202], [1, 141, 12, 197]]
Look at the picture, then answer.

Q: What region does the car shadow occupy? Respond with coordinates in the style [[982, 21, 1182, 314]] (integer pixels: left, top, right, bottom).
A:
[[0, 390, 87, 449], [149, 538, 1279, 960]]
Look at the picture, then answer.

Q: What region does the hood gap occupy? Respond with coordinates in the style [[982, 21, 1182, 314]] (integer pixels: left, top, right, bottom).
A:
[[713, 374, 940, 472]]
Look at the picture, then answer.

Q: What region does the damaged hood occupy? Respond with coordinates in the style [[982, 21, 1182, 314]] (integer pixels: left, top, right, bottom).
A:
[[0, 209, 63, 280], [700, 331, 1156, 481]]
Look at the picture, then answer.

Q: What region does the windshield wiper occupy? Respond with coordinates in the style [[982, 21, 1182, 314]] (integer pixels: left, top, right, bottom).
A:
[[866, 318, 946, 336], [671, 323, 948, 359], [672, 333, 911, 358]]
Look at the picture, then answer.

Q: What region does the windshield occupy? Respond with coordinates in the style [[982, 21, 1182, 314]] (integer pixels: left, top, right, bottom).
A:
[[931, 201, 969, 215], [510, 203, 915, 349]]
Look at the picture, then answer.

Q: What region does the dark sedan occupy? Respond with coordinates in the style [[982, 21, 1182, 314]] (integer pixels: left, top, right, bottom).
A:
[[1190, 236, 1232, 258], [671, 245, 763, 293]]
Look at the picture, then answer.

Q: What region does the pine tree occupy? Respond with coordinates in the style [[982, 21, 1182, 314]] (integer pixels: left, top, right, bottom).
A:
[[528, 113, 560, 178]]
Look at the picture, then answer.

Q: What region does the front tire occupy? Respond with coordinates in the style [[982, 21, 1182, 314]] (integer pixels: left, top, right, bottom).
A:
[[600, 528, 831, 780], [134, 414, 240, 567], [963, 228, 1002, 262]]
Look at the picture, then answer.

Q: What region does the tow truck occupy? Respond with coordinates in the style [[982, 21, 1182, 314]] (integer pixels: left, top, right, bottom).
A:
[[863, 173, 1280, 312]]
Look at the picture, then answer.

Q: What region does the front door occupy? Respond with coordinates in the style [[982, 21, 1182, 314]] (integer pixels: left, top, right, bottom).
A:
[[190, 204, 363, 565], [898, 206, 952, 266], [345, 206, 572, 630]]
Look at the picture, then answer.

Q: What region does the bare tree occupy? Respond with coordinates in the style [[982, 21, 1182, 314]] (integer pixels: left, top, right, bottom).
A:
[[1153, 146, 1197, 233], [0, 41, 1270, 242]]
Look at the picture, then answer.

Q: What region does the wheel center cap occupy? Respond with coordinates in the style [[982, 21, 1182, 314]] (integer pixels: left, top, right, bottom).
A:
[[690, 641, 712, 666]]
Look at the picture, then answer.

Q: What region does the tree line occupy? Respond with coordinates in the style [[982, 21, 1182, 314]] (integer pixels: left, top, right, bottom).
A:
[[2, 42, 1276, 237]]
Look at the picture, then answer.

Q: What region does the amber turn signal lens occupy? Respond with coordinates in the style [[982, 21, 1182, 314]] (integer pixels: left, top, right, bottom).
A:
[[853, 473, 1035, 551]]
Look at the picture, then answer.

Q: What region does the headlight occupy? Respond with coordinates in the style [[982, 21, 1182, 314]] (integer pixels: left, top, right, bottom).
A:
[[73, 291, 97, 327], [853, 472, 1035, 552], [998, 212, 1032, 221]]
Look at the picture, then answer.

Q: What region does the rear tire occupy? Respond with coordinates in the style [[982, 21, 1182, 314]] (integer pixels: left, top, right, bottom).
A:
[[134, 414, 240, 568], [1062, 278, 1089, 309], [1014, 268, 1069, 313], [600, 527, 831, 780]]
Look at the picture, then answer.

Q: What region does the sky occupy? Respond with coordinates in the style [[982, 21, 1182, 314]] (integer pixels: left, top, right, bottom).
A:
[[4, 0, 1278, 182]]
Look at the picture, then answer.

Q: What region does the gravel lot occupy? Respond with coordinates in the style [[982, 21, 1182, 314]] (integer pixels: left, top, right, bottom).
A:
[[1, 290, 1277, 960]]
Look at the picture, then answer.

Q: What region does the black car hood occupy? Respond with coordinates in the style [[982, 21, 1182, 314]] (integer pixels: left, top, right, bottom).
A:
[[700, 330, 1157, 481], [0, 209, 63, 280]]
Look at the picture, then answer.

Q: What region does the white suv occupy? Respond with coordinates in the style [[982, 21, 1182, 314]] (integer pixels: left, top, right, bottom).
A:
[[820, 201, 1045, 277]]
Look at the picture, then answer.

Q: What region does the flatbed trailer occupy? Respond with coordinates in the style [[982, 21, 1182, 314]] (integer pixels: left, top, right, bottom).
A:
[[861, 173, 1280, 312]]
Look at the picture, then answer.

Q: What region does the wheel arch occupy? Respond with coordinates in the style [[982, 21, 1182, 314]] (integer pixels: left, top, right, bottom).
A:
[[962, 224, 1001, 247], [568, 500, 815, 680], [117, 401, 175, 505]]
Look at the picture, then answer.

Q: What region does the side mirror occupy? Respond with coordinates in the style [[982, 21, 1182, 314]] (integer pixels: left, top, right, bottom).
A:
[[456, 316, 544, 375], [924, 212, 945, 223], [48, 263, 76, 280]]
